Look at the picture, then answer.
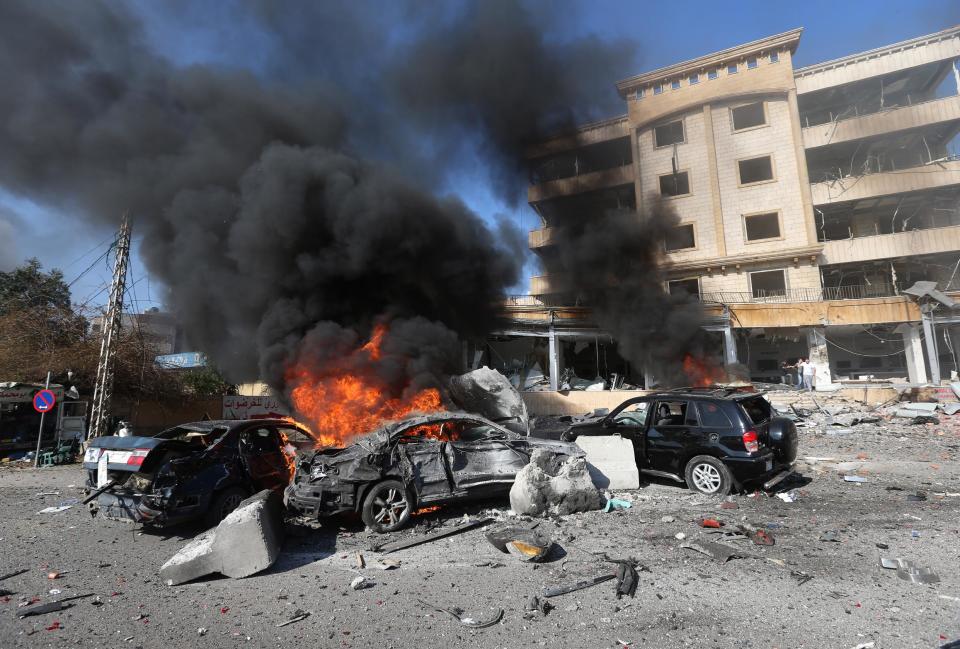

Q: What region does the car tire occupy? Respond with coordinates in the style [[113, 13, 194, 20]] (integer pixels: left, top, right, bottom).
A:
[[684, 455, 732, 496], [204, 486, 248, 529], [361, 480, 412, 533]]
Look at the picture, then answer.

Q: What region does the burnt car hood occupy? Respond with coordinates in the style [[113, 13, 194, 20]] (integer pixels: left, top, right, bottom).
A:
[[448, 367, 529, 434]]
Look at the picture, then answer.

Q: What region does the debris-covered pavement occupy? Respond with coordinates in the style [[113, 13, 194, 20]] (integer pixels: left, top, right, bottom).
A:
[[1, 390, 959, 648]]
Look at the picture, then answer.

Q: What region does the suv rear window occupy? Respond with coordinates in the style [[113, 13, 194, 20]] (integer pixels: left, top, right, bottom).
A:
[[697, 402, 733, 428], [739, 396, 772, 425]]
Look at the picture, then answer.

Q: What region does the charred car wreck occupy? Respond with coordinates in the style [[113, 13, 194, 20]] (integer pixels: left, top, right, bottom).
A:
[[83, 419, 316, 528], [286, 411, 580, 532]]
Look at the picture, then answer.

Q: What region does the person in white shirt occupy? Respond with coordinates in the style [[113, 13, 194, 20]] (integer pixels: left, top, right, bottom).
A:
[[800, 359, 816, 391]]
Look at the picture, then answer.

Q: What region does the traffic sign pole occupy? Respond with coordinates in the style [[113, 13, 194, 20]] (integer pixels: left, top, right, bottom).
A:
[[33, 371, 51, 468]]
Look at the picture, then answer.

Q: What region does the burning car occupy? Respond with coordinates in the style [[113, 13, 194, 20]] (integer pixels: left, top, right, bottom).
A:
[[286, 411, 581, 532], [83, 419, 316, 528]]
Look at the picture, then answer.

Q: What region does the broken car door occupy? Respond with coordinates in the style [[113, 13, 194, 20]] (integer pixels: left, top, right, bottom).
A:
[[443, 420, 528, 492], [392, 424, 453, 503], [604, 399, 650, 468], [239, 425, 290, 492], [645, 400, 699, 475]]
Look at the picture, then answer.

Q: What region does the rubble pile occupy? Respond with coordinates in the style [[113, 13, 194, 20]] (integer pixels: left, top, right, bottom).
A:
[[509, 449, 604, 516]]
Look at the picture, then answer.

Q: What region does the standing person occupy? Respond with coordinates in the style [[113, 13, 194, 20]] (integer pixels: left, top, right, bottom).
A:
[[794, 358, 804, 388], [780, 360, 794, 386], [802, 359, 816, 391]]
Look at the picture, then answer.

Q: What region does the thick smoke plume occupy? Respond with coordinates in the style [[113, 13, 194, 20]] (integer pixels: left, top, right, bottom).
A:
[[548, 203, 714, 385], [0, 0, 655, 407]]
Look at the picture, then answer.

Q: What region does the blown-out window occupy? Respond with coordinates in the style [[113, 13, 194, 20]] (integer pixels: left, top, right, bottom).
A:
[[665, 224, 696, 252], [659, 171, 690, 197], [744, 212, 781, 241], [738, 155, 774, 184], [731, 101, 766, 130], [654, 119, 685, 147], [750, 269, 786, 298]]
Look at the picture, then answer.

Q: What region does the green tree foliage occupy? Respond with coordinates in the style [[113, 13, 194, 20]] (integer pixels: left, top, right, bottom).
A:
[[0, 258, 72, 313]]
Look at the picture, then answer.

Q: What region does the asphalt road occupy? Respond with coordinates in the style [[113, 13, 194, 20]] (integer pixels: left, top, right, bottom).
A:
[[1, 409, 958, 648]]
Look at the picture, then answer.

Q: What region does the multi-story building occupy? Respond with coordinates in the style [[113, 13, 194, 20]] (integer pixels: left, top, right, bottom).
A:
[[499, 26, 960, 390]]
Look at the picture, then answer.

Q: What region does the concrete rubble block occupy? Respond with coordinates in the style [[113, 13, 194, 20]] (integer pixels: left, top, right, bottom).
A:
[[159, 489, 284, 586], [509, 448, 603, 517], [574, 435, 640, 489]]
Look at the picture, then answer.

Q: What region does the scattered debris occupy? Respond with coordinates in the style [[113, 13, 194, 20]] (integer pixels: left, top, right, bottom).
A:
[[906, 493, 927, 502], [603, 498, 632, 512], [510, 449, 603, 517], [523, 595, 553, 618], [354, 551, 365, 569], [373, 517, 492, 554], [879, 557, 940, 584], [843, 475, 867, 483], [608, 558, 639, 599], [911, 415, 939, 425], [373, 559, 401, 570], [661, 516, 675, 523], [159, 489, 284, 586], [276, 610, 310, 627], [819, 531, 841, 543], [197, 627, 207, 636], [17, 593, 94, 618], [485, 526, 554, 563], [542, 573, 616, 597], [719, 501, 738, 510], [791, 570, 814, 586], [776, 491, 798, 503], [37, 505, 72, 514], [417, 599, 503, 629], [849, 642, 875, 649], [46, 572, 61, 580], [350, 576, 370, 590], [681, 540, 744, 563], [674, 532, 686, 541], [0, 568, 28, 581], [698, 518, 723, 528]]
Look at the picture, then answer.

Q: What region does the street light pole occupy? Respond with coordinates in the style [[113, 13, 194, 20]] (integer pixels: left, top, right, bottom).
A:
[[33, 371, 51, 468]]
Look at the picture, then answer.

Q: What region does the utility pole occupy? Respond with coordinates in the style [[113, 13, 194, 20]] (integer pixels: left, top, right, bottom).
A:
[[87, 214, 131, 440]]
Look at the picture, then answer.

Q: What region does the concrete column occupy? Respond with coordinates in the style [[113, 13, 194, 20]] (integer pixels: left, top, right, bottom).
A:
[[920, 308, 941, 384], [896, 323, 928, 384], [805, 327, 832, 390], [722, 326, 738, 365], [548, 327, 559, 391]]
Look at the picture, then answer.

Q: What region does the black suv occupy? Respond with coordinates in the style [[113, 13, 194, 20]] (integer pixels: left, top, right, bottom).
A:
[[560, 388, 797, 495]]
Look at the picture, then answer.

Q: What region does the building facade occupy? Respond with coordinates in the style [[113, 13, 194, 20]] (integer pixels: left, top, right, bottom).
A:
[[506, 26, 960, 389]]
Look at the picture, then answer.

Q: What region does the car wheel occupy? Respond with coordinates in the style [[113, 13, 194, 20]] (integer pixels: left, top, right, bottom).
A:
[[684, 455, 732, 496], [361, 480, 412, 533], [204, 487, 247, 529]]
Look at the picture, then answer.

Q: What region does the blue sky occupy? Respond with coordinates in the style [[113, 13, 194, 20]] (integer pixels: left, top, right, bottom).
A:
[[1, 0, 957, 310]]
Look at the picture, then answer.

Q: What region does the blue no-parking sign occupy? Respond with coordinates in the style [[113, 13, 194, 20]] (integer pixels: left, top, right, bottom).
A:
[[33, 389, 56, 413]]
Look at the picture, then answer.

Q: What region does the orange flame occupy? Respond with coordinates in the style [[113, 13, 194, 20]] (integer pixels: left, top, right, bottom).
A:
[[682, 354, 727, 388], [286, 324, 444, 449], [278, 429, 297, 482]]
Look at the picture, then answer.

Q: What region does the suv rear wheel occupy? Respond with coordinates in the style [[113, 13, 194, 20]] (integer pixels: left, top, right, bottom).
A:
[[684, 455, 732, 496]]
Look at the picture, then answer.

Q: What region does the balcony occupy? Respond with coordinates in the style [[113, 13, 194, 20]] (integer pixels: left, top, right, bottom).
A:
[[528, 227, 557, 249], [803, 95, 960, 149], [821, 224, 960, 265], [700, 283, 900, 305], [528, 164, 634, 204], [810, 160, 960, 205], [529, 274, 570, 296]]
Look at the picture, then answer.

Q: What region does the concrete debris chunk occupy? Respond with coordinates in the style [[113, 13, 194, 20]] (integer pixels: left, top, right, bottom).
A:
[[159, 489, 283, 586], [448, 366, 529, 434], [509, 449, 603, 517], [574, 435, 640, 489]]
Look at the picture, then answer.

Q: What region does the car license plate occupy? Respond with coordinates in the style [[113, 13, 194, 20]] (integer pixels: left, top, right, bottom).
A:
[[106, 451, 131, 464]]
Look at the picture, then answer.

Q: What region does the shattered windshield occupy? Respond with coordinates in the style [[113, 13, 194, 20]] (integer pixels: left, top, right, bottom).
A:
[[155, 425, 230, 448]]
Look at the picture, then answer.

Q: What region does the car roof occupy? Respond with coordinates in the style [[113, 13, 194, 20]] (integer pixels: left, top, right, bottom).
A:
[[647, 387, 764, 401], [168, 419, 313, 434]]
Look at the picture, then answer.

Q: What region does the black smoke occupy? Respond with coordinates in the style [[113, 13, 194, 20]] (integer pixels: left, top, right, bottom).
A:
[[0, 0, 655, 405], [547, 203, 714, 385]]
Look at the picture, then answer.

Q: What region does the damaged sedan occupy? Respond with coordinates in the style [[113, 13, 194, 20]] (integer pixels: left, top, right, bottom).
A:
[[83, 419, 316, 528], [286, 411, 581, 532]]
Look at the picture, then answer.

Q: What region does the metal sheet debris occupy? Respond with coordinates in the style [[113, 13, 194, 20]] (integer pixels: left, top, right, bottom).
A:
[[879, 557, 940, 583], [542, 573, 616, 598], [843, 475, 867, 483], [417, 599, 503, 629], [373, 517, 493, 554], [681, 540, 744, 562]]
